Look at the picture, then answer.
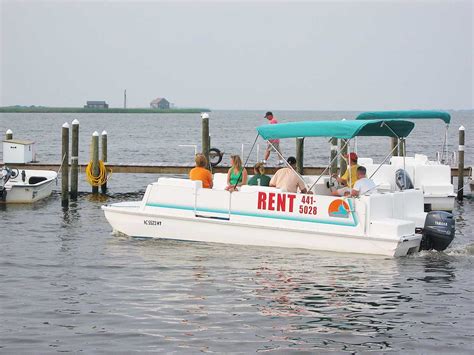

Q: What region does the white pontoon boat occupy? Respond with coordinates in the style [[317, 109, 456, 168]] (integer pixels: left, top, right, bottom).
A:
[[0, 167, 57, 203], [355, 111, 456, 211], [102, 119, 455, 257]]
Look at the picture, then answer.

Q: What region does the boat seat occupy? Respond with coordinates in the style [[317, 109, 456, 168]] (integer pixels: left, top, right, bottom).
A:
[[157, 177, 202, 189], [358, 158, 373, 166], [390, 156, 415, 166], [414, 154, 429, 164], [212, 173, 228, 190], [414, 165, 453, 195], [365, 164, 397, 191]]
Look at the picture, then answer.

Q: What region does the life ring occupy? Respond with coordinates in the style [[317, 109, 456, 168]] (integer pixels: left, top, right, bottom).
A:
[[209, 148, 223, 167]]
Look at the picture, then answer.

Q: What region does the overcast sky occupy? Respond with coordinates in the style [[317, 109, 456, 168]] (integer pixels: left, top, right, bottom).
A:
[[0, 0, 472, 110]]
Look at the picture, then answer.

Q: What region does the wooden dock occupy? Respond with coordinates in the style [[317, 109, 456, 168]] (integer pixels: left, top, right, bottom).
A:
[[1, 162, 470, 177]]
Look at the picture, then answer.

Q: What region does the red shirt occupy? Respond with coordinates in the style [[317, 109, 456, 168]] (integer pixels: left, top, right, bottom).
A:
[[268, 118, 280, 144]]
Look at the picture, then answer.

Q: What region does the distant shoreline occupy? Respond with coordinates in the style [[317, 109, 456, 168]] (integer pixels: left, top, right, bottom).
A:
[[0, 107, 211, 114]]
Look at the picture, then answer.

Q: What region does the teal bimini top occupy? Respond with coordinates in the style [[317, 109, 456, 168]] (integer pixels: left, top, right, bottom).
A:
[[256, 119, 415, 141], [356, 110, 451, 124]]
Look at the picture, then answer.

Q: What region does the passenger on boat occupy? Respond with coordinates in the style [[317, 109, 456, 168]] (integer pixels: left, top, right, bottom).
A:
[[189, 153, 213, 189], [263, 111, 284, 166], [248, 162, 271, 186], [331, 152, 359, 196], [225, 155, 248, 191], [269, 156, 311, 194], [350, 166, 376, 196]]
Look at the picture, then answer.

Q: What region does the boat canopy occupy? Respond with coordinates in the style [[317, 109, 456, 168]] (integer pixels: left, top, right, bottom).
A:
[[257, 119, 415, 140], [356, 110, 451, 124]]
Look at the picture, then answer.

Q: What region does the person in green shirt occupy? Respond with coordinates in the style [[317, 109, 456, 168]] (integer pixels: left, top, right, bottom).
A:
[[248, 162, 271, 187]]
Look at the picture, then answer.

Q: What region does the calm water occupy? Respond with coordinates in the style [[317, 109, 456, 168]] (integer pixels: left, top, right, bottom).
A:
[[1, 111, 473, 353]]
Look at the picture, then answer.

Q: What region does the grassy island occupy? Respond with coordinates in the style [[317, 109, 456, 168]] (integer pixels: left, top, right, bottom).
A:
[[0, 106, 211, 114]]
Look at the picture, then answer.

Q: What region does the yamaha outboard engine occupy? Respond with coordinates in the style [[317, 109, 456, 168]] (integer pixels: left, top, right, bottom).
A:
[[420, 211, 455, 251], [395, 168, 414, 190]]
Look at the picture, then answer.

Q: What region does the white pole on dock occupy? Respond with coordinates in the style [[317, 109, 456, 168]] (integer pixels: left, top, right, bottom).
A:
[[70, 119, 79, 200], [101, 130, 108, 194], [61, 123, 70, 207], [92, 131, 99, 194], [5, 129, 13, 140], [457, 125, 465, 201]]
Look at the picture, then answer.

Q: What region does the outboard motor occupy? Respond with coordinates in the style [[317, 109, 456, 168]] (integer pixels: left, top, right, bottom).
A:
[[395, 168, 414, 190], [420, 211, 455, 251]]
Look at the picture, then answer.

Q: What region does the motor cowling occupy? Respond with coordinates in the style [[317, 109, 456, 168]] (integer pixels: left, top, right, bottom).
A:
[[420, 211, 455, 251], [395, 168, 414, 190]]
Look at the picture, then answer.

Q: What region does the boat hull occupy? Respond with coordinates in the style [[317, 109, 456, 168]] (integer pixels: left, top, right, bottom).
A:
[[102, 203, 421, 257], [2, 180, 55, 203], [424, 195, 455, 212], [1, 170, 57, 203]]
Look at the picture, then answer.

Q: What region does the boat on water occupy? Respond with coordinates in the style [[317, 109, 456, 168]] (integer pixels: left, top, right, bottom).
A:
[[355, 111, 456, 211], [103, 119, 455, 257], [0, 167, 57, 203]]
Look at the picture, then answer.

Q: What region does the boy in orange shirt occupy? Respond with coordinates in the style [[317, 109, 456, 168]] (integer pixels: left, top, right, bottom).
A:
[[189, 154, 213, 188]]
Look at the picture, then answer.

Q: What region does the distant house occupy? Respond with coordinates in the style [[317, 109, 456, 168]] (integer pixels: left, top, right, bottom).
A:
[[150, 98, 170, 109], [85, 101, 109, 109]]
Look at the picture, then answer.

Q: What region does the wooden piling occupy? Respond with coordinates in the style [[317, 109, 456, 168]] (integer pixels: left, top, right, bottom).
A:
[[70, 119, 79, 200], [201, 113, 210, 166], [5, 129, 13, 140], [101, 130, 108, 194], [398, 138, 406, 156], [457, 126, 465, 201], [391, 137, 398, 156], [330, 137, 338, 175], [91, 131, 99, 194], [340, 139, 348, 175], [61, 123, 69, 206], [296, 138, 304, 175]]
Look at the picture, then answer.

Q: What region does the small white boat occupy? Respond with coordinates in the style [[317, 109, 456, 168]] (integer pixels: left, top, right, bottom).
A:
[[1, 167, 57, 203], [103, 119, 455, 257], [355, 111, 456, 211]]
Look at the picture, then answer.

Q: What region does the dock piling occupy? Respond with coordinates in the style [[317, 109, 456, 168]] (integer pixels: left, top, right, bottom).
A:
[[61, 123, 69, 206], [91, 131, 100, 194], [330, 137, 338, 175], [201, 113, 210, 166], [296, 138, 304, 175], [457, 126, 465, 201], [391, 137, 398, 156], [5, 129, 13, 140], [70, 119, 79, 200], [398, 138, 406, 156], [101, 130, 108, 194]]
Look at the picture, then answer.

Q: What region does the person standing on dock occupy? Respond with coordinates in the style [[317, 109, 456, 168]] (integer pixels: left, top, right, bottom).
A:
[[263, 112, 284, 166]]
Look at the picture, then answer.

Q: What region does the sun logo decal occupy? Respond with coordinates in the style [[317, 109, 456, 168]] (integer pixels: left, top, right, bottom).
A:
[[328, 199, 350, 218]]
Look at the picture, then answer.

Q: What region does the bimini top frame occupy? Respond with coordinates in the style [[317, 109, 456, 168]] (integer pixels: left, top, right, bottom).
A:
[[355, 110, 451, 124], [356, 110, 452, 164], [256, 119, 415, 141]]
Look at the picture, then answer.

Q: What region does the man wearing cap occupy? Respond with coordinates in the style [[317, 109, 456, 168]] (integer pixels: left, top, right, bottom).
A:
[[331, 152, 360, 196], [263, 112, 284, 166]]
